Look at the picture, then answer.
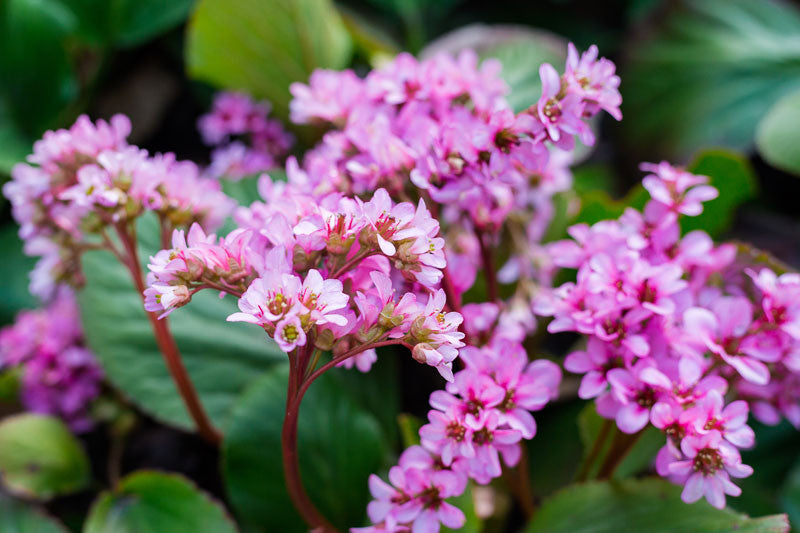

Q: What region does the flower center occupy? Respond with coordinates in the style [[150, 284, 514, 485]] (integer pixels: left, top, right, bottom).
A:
[[693, 447, 723, 475]]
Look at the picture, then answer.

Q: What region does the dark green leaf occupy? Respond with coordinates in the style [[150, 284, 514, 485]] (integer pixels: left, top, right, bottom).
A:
[[331, 349, 401, 448], [526, 400, 584, 496], [0, 225, 37, 324], [186, 0, 352, 122], [780, 455, 800, 530], [0, 494, 68, 533], [0, 414, 90, 499], [756, 87, 800, 176], [731, 421, 800, 520], [223, 364, 388, 532], [683, 148, 758, 237], [83, 471, 237, 533], [60, 0, 195, 48], [0, 99, 32, 177], [0, 0, 78, 135], [622, 0, 800, 160], [78, 215, 284, 432], [526, 478, 790, 533]]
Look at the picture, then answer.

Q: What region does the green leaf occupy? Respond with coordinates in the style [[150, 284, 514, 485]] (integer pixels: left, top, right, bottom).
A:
[[0, 495, 68, 533], [0, 98, 32, 177], [60, 0, 195, 48], [0, 0, 78, 135], [683, 148, 758, 237], [83, 471, 237, 533], [576, 402, 663, 481], [526, 478, 790, 533], [186, 0, 353, 122], [780, 457, 800, 530], [0, 225, 37, 323], [526, 400, 584, 496], [756, 87, 800, 175], [622, 0, 800, 160], [731, 421, 800, 520], [0, 414, 90, 500], [78, 215, 285, 432], [223, 364, 388, 532]]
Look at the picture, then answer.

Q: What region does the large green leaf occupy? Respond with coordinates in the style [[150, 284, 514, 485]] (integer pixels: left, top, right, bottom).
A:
[[0, 414, 90, 500], [622, 0, 800, 160], [526, 478, 790, 533], [0, 0, 78, 136], [0, 495, 68, 533], [83, 471, 237, 533], [186, 0, 353, 122], [756, 87, 800, 176], [0, 224, 37, 324], [78, 216, 284, 432], [223, 364, 388, 532], [59, 0, 195, 48], [526, 400, 585, 496], [0, 98, 31, 177], [776, 434, 800, 530], [682, 148, 758, 237]]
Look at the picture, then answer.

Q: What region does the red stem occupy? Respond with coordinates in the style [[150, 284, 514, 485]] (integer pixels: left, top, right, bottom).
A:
[[281, 339, 405, 531], [115, 225, 222, 445], [476, 230, 499, 302]]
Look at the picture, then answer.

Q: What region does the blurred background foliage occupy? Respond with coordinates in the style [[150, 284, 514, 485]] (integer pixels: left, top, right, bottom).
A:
[[2, 0, 800, 531]]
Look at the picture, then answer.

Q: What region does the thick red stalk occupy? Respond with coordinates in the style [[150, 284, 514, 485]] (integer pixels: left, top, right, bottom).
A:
[[280, 340, 405, 531], [115, 226, 222, 445]]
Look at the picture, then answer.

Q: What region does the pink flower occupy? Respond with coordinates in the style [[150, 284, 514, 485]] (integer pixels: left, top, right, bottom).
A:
[[564, 43, 622, 121], [420, 409, 475, 465], [534, 63, 591, 148], [274, 314, 307, 352], [641, 162, 718, 217], [685, 390, 755, 448], [683, 297, 771, 385], [669, 431, 753, 509], [748, 268, 800, 339]]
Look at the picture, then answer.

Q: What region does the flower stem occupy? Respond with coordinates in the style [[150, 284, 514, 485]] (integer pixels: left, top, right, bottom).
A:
[[115, 225, 222, 445], [596, 427, 643, 480], [576, 419, 613, 481], [476, 230, 499, 302], [280, 340, 405, 531], [282, 354, 337, 531]]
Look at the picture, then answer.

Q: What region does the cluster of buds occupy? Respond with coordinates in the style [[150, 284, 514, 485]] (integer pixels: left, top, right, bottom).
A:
[[3, 115, 234, 300], [146, 181, 463, 380]]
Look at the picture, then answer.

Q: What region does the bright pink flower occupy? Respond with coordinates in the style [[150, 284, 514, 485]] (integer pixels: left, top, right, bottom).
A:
[[669, 431, 753, 509]]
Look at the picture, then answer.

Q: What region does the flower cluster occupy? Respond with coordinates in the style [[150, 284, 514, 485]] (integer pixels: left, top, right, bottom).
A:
[[287, 44, 619, 238], [0, 290, 103, 431], [360, 337, 561, 532], [3, 115, 234, 300], [198, 91, 293, 180], [146, 178, 463, 380], [535, 161, 800, 508]]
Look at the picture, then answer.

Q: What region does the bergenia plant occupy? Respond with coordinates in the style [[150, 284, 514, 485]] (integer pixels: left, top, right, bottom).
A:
[[1, 37, 798, 533]]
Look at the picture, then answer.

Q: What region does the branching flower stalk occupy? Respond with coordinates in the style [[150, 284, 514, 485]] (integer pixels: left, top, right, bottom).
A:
[[2, 113, 233, 443]]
